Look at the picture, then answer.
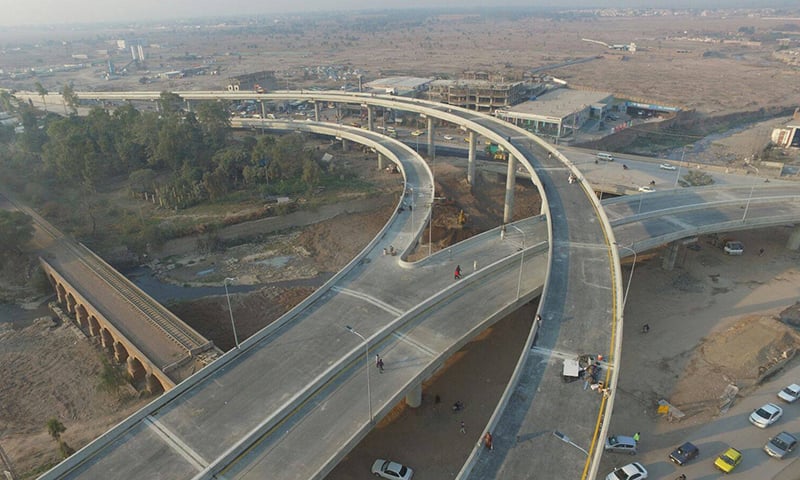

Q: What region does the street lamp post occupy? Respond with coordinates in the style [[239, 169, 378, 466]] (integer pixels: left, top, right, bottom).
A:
[[614, 243, 637, 311], [742, 181, 756, 222], [510, 225, 526, 300], [345, 325, 372, 423], [224, 277, 240, 349], [675, 144, 692, 189]]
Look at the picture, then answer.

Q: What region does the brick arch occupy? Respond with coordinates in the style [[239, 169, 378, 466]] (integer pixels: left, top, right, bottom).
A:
[[146, 372, 165, 395], [56, 282, 67, 306], [75, 304, 89, 331], [88, 315, 101, 337], [65, 291, 77, 314], [100, 328, 115, 351], [113, 341, 129, 363], [127, 356, 146, 384]]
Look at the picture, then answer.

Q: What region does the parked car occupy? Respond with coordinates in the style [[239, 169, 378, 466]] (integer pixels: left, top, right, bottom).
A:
[[605, 462, 647, 480], [778, 383, 800, 403], [410, 129, 424, 136], [749, 402, 783, 428], [724, 241, 745, 255], [605, 435, 638, 455], [659, 163, 677, 170], [371, 459, 414, 480], [669, 441, 699, 466], [714, 447, 742, 473], [764, 431, 798, 459]]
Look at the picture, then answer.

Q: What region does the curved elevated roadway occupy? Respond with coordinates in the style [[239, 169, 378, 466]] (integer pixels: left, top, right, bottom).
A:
[[28, 90, 799, 480]]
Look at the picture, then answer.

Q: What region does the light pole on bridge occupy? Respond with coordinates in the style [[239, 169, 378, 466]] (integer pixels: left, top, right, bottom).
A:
[[224, 277, 240, 349], [345, 325, 373, 424]]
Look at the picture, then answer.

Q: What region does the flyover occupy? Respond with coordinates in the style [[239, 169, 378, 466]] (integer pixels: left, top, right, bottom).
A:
[[24, 90, 799, 479]]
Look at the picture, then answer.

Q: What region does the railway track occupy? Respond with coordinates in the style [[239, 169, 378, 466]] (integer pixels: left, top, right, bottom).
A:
[[15, 199, 216, 364]]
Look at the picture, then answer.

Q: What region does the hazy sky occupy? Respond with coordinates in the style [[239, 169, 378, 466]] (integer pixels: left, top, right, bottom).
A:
[[0, 0, 793, 27]]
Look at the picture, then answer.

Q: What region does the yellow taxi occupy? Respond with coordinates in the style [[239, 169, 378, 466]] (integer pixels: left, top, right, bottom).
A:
[[714, 447, 742, 473]]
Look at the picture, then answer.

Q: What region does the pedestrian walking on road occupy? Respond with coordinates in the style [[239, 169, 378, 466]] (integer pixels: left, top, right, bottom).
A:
[[377, 357, 384, 373], [633, 432, 640, 443], [376, 354, 382, 369], [454, 265, 462, 280], [460, 421, 466, 434]]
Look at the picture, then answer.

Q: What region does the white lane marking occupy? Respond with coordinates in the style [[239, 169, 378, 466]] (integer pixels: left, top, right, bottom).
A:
[[144, 416, 207, 470]]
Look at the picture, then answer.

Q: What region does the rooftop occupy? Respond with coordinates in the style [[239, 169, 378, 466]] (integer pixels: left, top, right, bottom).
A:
[[501, 88, 612, 119]]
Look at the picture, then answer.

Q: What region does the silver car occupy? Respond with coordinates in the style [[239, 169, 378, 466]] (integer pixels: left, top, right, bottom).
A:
[[764, 431, 797, 459]]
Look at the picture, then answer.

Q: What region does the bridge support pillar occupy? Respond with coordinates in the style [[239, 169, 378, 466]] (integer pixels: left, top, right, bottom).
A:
[[314, 101, 320, 122], [89, 316, 101, 337], [367, 106, 374, 132], [114, 342, 128, 363], [662, 241, 680, 270], [66, 294, 76, 314], [127, 357, 145, 383], [467, 131, 476, 187], [146, 372, 164, 395], [377, 153, 384, 171], [100, 329, 114, 351], [503, 154, 517, 224], [341, 138, 349, 152], [405, 382, 422, 408], [56, 284, 67, 306], [426, 117, 434, 157], [260, 101, 266, 120], [788, 225, 800, 251], [76, 307, 88, 331]]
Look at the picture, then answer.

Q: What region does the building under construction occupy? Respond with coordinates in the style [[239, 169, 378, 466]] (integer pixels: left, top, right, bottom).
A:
[[428, 72, 527, 113]]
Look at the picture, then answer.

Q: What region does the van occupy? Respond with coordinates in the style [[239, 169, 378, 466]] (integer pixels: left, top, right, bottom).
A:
[[597, 152, 614, 162], [604, 435, 638, 455]]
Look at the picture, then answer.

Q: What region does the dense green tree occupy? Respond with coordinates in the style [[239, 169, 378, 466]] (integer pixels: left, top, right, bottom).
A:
[[0, 210, 34, 258], [195, 101, 231, 152], [0, 90, 15, 112], [61, 83, 79, 115], [157, 91, 184, 116]]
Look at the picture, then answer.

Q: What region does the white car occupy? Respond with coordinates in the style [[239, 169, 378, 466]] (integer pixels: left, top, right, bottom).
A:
[[371, 459, 414, 480], [605, 462, 647, 480], [443, 134, 454, 140], [659, 163, 677, 170], [778, 384, 800, 403], [637, 186, 655, 193], [749, 402, 783, 428]]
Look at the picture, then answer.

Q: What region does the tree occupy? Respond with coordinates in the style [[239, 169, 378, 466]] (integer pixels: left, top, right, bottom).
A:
[[46, 418, 66, 443], [157, 91, 184, 117], [0, 90, 16, 113], [61, 83, 79, 115], [45, 418, 72, 458], [195, 101, 231, 152], [34, 81, 48, 112], [0, 210, 34, 258]]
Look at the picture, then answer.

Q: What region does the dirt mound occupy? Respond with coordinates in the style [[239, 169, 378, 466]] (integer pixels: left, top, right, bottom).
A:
[[671, 315, 800, 420]]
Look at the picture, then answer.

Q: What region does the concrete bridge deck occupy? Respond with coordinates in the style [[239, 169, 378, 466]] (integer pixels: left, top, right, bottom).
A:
[[21, 90, 798, 480]]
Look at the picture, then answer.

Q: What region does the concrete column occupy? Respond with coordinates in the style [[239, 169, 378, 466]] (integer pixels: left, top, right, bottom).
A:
[[405, 382, 422, 408], [367, 106, 374, 132], [426, 117, 434, 157], [146, 372, 164, 395], [127, 357, 145, 383], [661, 241, 680, 270], [314, 101, 320, 122], [261, 101, 266, 120], [76, 306, 88, 329], [114, 341, 129, 363], [377, 153, 384, 171], [467, 131, 477, 187], [184, 100, 192, 112], [788, 225, 800, 251], [503, 154, 517, 224], [342, 138, 349, 152]]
